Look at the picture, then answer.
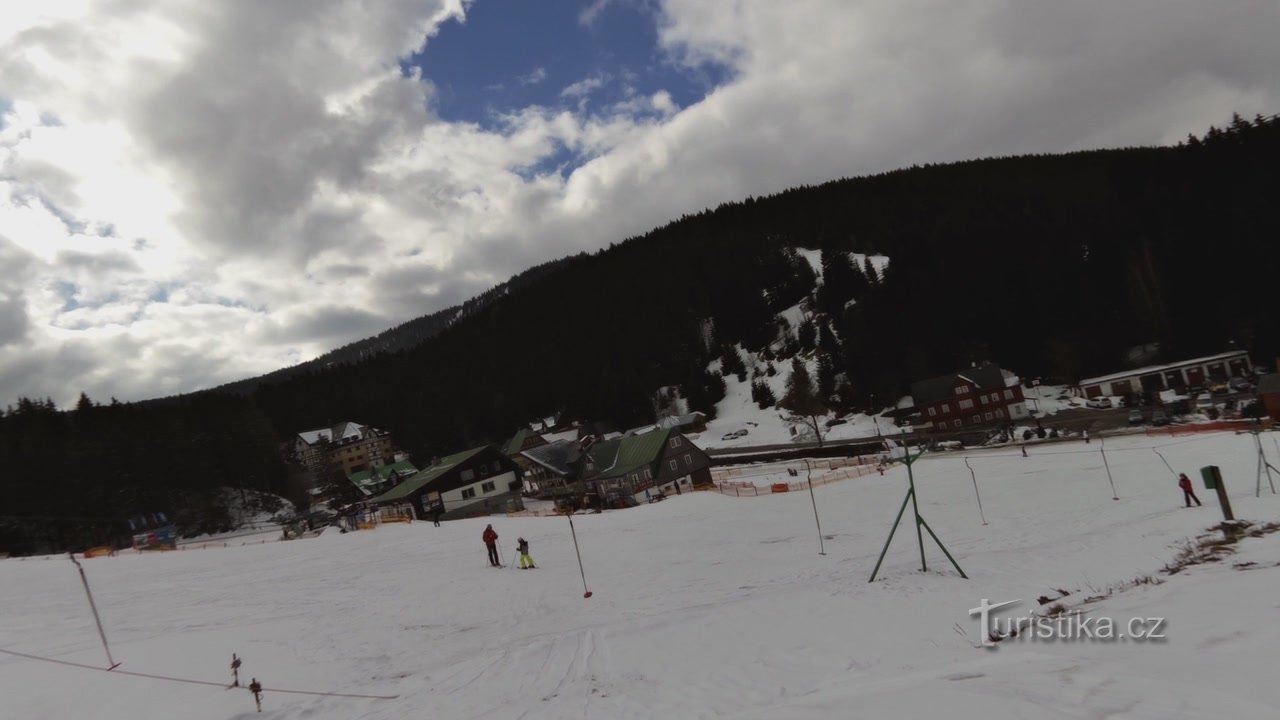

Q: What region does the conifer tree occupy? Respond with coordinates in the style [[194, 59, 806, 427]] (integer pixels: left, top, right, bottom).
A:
[[780, 358, 827, 445]]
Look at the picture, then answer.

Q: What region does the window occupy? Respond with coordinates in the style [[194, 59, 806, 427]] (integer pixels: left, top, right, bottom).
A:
[[461, 488, 476, 500], [460, 469, 475, 482], [644, 469, 652, 480], [980, 394, 989, 404], [928, 407, 936, 417], [493, 461, 502, 473], [669, 437, 682, 449], [995, 408, 1004, 418], [1004, 389, 1014, 400], [953, 420, 962, 428], [669, 460, 678, 471], [959, 399, 974, 410], [984, 412, 993, 421], [941, 403, 950, 414], [684, 454, 692, 465], [955, 384, 970, 394], [481, 481, 495, 493], [972, 415, 980, 424]]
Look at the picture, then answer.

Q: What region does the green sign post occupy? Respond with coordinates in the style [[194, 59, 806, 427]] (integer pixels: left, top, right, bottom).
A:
[[1200, 465, 1234, 521]]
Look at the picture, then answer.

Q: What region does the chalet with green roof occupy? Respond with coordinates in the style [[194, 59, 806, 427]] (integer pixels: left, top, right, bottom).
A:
[[349, 460, 418, 497], [369, 445, 524, 521], [580, 428, 711, 505]]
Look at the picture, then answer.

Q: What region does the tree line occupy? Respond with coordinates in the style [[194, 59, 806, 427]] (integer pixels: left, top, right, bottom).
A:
[[3, 113, 1277, 554]]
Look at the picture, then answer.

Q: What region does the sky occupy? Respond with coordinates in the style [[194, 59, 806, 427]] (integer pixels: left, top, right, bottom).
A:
[[1, 0, 1278, 408]]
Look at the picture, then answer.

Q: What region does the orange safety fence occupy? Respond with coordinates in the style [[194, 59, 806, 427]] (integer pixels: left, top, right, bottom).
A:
[[710, 454, 880, 483], [1145, 419, 1272, 436], [712, 463, 881, 497]]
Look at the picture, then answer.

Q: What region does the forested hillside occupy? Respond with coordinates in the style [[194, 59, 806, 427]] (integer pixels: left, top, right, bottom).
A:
[[210, 255, 575, 396], [3, 114, 1278, 553], [253, 114, 1279, 453]]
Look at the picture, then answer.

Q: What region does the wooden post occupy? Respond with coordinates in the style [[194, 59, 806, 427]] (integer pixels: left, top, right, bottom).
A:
[[1200, 465, 1234, 521]]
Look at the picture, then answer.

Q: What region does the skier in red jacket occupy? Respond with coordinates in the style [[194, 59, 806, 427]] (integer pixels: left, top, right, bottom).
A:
[[483, 524, 500, 566], [1178, 473, 1202, 507]]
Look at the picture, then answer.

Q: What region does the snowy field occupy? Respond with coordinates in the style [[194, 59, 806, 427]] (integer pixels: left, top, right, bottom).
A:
[[3, 431, 1280, 719]]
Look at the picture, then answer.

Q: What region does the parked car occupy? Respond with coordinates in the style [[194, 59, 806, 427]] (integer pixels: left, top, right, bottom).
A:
[[824, 418, 847, 429], [720, 429, 749, 441], [1208, 382, 1229, 394], [1228, 377, 1254, 393], [1086, 397, 1112, 409], [1127, 409, 1144, 425], [1151, 410, 1170, 426]]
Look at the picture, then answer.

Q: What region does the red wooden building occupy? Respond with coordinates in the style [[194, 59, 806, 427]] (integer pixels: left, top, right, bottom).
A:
[[910, 364, 1030, 431]]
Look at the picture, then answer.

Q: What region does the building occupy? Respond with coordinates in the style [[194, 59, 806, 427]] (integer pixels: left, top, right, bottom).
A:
[[519, 439, 583, 497], [1078, 350, 1253, 399], [655, 411, 707, 434], [293, 421, 396, 479], [369, 446, 523, 520], [501, 428, 550, 494], [348, 460, 417, 498], [1259, 373, 1280, 422], [579, 428, 712, 506], [910, 364, 1029, 431]]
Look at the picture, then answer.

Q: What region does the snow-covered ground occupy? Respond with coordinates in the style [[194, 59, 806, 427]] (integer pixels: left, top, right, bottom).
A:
[[695, 351, 897, 450], [4, 431, 1280, 719], [1022, 384, 1087, 415]]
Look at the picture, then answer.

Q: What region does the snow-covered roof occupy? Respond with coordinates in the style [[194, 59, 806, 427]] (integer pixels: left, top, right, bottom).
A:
[[297, 421, 368, 445], [1079, 351, 1249, 387]]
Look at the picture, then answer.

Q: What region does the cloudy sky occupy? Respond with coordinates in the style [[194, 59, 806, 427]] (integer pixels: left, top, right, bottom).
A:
[[1, 0, 1277, 407]]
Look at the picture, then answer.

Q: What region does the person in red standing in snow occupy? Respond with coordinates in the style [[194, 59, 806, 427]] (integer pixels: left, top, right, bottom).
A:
[[1178, 473, 1202, 507], [483, 524, 501, 566]]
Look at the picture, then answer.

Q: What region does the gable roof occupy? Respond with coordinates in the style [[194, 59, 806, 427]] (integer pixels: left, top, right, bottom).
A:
[[369, 446, 489, 504], [297, 421, 368, 446], [1258, 374, 1280, 396], [910, 365, 1010, 406], [582, 428, 672, 481], [502, 429, 531, 455], [349, 460, 418, 495], [502, 428, 546, 456], [521, 439, 581, 477]]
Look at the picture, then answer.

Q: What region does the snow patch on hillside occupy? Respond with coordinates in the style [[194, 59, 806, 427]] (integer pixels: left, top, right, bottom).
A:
[[794, 248, 891, 282], [696, 350, 895, 450]]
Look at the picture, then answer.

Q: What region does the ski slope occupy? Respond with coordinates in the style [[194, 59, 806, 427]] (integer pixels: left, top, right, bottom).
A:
[[3, 431, 1280, 719]]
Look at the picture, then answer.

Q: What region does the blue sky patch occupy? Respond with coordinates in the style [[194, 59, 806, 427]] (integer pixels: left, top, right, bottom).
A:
[[405, 0, 731, 134]]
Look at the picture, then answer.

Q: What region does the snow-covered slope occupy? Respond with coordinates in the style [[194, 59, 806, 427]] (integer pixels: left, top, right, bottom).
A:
[[4, 431, 1279, 719], [697, 351, 893, 448]]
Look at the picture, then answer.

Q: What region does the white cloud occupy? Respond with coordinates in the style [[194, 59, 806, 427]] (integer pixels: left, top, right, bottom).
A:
[[1, 0, 1278, 406], [560, 73, 612, 99], [578, 0, 613, 28], [517, 66, 547, 86]]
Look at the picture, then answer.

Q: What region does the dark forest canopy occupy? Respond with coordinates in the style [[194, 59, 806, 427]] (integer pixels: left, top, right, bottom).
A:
[[4, 114, 1278, 553]]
